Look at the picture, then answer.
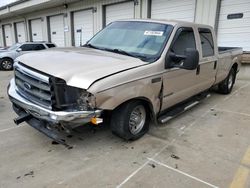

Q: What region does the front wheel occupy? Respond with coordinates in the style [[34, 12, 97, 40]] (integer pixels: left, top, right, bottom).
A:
[[0, 58, 14, 71], [218, 68, 236, 94], [110, 100, 150, 140]]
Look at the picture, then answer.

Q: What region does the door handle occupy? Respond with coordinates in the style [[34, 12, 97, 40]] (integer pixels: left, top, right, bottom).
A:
[[214, 61, 217, 70], [196, 65, 200, 75]]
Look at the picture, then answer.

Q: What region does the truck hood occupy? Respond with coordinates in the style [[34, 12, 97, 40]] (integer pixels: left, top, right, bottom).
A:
[[16, 47, 147, 89]]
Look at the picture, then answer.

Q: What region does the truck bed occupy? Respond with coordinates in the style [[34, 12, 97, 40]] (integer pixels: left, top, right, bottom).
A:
[[218, 47, 243, 56]]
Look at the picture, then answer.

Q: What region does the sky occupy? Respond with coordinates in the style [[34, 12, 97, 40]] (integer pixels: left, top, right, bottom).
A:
[[0, 0, 18, 7]]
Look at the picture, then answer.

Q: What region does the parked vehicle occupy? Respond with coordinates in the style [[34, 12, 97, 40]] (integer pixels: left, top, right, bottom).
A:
[[8, 19, 242, 145], [0, 42, 56, 70]]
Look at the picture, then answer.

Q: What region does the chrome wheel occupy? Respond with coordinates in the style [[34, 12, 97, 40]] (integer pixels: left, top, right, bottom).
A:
[[129, 105, 146, 135], [1, 60, 12, 70]]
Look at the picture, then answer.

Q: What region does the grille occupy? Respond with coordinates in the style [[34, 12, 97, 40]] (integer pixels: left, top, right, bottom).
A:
[[14, 63, 53, 109]]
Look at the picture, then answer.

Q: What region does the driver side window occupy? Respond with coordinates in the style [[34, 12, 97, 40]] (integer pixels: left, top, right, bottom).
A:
[[171, 28, 196, 55]]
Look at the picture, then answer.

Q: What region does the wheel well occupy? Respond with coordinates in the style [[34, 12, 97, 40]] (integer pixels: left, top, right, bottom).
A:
[[232, 63, 238, 73], [114, 98, 156, 122], [1, 57, 13, 62]]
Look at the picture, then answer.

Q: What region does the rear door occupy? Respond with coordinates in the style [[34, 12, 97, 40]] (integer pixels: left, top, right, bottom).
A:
[[196, 28, 217, 91], [162, 27, 200, 110]]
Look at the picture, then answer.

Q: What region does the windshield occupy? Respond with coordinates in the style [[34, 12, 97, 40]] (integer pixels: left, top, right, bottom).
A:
[[87, 21, 173, 62], [7, 43, 21, 51]]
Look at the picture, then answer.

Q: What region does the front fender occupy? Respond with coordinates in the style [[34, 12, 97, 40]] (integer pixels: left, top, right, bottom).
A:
[[93, 76, 162, 115]]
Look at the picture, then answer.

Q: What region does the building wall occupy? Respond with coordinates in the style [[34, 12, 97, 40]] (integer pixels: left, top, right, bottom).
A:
[[0, 0, 219, 47]]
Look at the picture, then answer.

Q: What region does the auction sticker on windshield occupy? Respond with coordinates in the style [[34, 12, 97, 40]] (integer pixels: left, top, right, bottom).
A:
[[144, 31, 164, 36]]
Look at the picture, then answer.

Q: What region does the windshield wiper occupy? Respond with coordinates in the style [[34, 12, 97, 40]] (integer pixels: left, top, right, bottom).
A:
[[83, 43, 103, 50], [84, 44, 148, 61], [107, 48, 148, 61]]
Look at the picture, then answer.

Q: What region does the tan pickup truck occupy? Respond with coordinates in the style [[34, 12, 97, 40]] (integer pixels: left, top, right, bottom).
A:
[[8, 19, 242, 145]]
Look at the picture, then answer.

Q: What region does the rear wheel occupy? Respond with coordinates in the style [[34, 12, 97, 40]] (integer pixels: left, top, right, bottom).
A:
[[110, 100, 150, 140], [218, 68, 236, 94], [0, 58, 14, 71]]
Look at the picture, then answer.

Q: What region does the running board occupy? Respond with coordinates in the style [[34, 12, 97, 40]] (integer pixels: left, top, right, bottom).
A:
[[158, 93, 210, 124]]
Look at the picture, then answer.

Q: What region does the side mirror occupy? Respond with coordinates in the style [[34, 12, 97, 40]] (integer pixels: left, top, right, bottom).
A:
[[16, 48, 22, 52], [166, 48, 199, 70]]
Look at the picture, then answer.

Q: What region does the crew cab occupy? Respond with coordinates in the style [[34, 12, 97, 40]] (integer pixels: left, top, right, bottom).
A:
[[7, 19, 242, 145]]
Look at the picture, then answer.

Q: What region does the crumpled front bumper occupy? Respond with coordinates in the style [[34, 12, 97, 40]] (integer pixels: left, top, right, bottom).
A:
[[8, 79, 102, 125]]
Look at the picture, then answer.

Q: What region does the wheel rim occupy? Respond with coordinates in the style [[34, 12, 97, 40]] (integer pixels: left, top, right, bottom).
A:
[[2, 60, 12, 70], [228, 72, 234, 90], [129, 105, 146, 135]]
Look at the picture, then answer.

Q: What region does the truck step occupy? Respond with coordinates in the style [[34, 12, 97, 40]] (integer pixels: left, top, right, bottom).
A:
[[158, 92, 210, 124]]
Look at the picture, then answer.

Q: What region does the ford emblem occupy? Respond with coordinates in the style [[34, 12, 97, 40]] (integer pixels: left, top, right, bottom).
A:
[[23, 82, 32, 90]]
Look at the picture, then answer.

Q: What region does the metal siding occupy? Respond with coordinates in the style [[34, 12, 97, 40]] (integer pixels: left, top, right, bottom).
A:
[[217, 0, 250, 51], [105, 1, 135, 26], [49, 15, 65, 47], [73, 9, 94, 46], [3, 25, 12, 46], [16, 22, 26, 43], [151, 0, 196, 22], [30, 19, 43, 41]]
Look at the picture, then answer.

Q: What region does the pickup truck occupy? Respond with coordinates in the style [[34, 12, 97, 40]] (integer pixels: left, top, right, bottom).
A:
[[8, 19, 242, 145]]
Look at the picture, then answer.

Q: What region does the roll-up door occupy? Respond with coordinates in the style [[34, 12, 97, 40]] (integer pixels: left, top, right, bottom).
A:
[[151, 0, 196, 22], [3, 25, 13, 46], [217, 0, 250, 51], [73, 9, 94, 46], [30, 19, 43, 41], [49, 15, 65, 47], [104, 1, 135, 26], [15, 22, 26, 43]]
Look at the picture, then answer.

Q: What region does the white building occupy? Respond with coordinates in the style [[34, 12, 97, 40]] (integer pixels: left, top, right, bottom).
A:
[[0, 0, 249, 54]]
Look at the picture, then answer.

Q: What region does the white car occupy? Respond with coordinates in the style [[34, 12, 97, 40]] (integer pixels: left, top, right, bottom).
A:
[[0, 42, 56, 71]]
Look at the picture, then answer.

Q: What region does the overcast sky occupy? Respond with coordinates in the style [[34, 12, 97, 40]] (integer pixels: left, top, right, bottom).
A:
[[0, 0, 17, 7]]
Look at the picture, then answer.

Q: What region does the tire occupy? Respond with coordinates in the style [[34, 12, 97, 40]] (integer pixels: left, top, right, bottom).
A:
[[110, 100, 150, 140], [0, 58, 14, 71], [218, 68, 236, 94]]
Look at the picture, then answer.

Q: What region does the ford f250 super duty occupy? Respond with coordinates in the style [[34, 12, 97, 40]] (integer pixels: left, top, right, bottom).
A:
[[8, 19, 242, 146]]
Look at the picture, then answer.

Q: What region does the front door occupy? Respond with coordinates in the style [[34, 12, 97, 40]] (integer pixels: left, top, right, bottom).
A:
[[161, 27, 200, 110]]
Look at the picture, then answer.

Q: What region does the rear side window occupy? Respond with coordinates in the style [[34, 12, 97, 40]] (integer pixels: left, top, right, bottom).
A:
[[46, 43, 56, 48], [34, 44, 46, 50], [198, 28, 214, 57], [171, 27, 196, 55]]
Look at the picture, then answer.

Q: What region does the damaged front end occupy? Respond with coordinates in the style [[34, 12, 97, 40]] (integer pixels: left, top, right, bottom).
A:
[[8, 62, 102, 146]]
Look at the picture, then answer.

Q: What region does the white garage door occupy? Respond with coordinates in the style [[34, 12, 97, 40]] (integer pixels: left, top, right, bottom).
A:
[[15, 22, 26, 43], [30, 19, 43, 41], [3, 25, 13, 47], [49, 15, 65, 47], [105, 1, 135, 26], [217, 0, 250, 51], [151, 0, 196, 22], [73, 9, 94, 46]]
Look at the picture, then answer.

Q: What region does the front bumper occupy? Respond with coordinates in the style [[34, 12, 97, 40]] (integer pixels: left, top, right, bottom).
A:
[[8, 79, 102, 125]]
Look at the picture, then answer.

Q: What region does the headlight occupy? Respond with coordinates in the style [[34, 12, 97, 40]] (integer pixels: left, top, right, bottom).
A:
[[50, 77, 96, 111], [76, 91, 96, 111]]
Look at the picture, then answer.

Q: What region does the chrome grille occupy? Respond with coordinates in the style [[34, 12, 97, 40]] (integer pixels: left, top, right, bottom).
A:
[[14, 63, 53, 109]]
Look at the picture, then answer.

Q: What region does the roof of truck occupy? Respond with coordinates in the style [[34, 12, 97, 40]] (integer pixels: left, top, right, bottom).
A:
[[112, 18, 214, 30]]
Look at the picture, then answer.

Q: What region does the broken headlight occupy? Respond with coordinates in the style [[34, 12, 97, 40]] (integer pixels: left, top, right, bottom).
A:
[[76, 91, 96, 111]]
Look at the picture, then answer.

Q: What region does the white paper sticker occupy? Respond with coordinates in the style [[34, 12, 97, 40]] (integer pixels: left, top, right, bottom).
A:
[[144, 31, 164, 36]]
